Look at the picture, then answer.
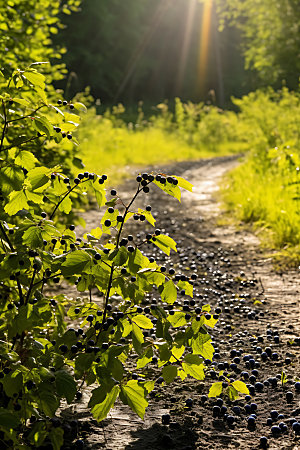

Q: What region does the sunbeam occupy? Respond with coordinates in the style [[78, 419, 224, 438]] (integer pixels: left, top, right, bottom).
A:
[[197, 0, 213, 97], [175, 0, 197, 94]]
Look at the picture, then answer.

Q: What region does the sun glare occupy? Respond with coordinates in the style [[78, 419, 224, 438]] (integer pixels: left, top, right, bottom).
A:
[[175, 0, 197, 93], [197, 0, 213, 96]]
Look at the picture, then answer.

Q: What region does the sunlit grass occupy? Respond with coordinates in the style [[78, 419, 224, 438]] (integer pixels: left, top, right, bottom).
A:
[[77, 89, 300, 264], [77, 102, 242, 182], [220, 88, 300, 265]]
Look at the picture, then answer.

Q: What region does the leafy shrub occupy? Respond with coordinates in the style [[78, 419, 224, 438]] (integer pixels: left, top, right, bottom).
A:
[[0, 0, 80, 84], [0, 66, 249, 448]]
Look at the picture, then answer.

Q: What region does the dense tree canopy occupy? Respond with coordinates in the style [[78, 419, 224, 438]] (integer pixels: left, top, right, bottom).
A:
[[0, 0, 80, 83], [216, 0, 300, 89], [55, 0, 247, 105]]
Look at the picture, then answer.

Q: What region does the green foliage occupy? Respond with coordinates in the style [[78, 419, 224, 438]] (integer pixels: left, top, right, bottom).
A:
[[0, 0, 80, 84], [0, 62, 88, 227], [216, 0, 300, 89], [221, 88, 300, 264], [0, 65, 250, 449], [208, 380, 249, 400], [77, 99, 243, 181]]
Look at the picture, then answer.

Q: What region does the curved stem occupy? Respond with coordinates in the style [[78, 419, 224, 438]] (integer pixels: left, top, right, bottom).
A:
[[25, 268, 37, 304], [7, 105, 45, 124], [98, 180, 151, 337], [1, 134, 46, 153], [0, 100, 7, 152], [49, 179, 89, 220]]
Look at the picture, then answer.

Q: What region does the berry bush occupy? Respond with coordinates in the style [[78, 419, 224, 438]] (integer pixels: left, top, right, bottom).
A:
[[0, 66, 248, 449]]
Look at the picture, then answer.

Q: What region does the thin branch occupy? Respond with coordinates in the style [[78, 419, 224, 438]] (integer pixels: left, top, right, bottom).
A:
[[49, 179, 89, 220], [1, 134, 46, 153], [0, 222, 14, 251], [98, 263, 115, 336], [6, 105, 45, 123], [25, 268, 37, 304], [32, 272, 62, 288], [0, 100, 7, 152], [97, 181, 150, 338]]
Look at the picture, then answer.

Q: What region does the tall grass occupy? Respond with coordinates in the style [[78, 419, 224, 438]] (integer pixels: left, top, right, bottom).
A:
[[221, 88, 300, 264], [77, 99, 244, 181]]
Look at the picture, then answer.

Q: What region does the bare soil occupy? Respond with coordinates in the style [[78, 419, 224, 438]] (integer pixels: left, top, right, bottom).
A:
[[61, 156, 300, 450]]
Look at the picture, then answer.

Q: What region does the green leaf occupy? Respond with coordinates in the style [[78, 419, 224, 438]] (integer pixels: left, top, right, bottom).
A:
[[231, 380, 249, 395], [88, 386, 107, 408], [55, 370, 77, 403], [23, 70, 45, 88], [120, 380, 148, 419], [202, 304, 211, 312], [182, 356, 205, 380], [0, 165, 24, 195], [191, 316, 204, 333], [161, 280, 177, 304], [170, 345, 185, 362], [136, 348, 153, 369], [91, 385, 120, 422], [0, 408, 20, 429], [121, 318, 132, 337], [39, 388, 60, 417], [177, 280, 193, 298], [128, 248, 147, 274], [15, 150, 38, 170], [138, 208, 156, 226], [192, 334, 214, 360], [138, 268, 165, 286], [4, 190, 28, 215], [228, 385, 239, 401], [101, 208, 119, 233], [84, 227, 102, 240], [34, 116, 53, 138], [73, 102, 87, 112], [176, 176, 193, 192], [58, 195, 72, 214], [2, 371, 23, 397], [151, 234, 177, 256], [27, 167, 50, 190], [162, 365, 177, 383], [132, 314, 153, 329], [208, 382, 223, 398], [168, 311, 186, 327], [61, 250, 91, 276], [204, 315, 218, 328], [132, 322, 144, 354], [75, 353, 95, 379], [11, 97, 30, 107], [158, 343, 172, 364], [22, 226, 43, 247], [49, 427, 64, 450], [153, 179, 181, 201], [281, 371, 287, 385], [111, 247, 128, 266], [26, 190, 44, 204]]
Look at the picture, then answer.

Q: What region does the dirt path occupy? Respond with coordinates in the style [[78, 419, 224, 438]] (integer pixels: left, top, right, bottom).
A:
[[65, 156, 300, 450]]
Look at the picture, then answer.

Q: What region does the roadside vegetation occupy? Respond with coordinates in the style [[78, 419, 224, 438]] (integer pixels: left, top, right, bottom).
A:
[[77, 99, 245, 181], [78, 88, 300, 265]]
